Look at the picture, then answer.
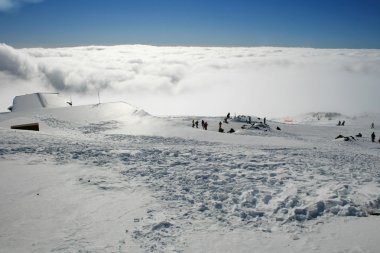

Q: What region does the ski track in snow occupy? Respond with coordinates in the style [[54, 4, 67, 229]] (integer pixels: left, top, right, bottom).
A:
[[1, 117, 380, 252]]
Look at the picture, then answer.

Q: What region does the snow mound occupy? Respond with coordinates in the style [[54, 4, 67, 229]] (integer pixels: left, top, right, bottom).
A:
[[0, 101, 154, 135], [9, 93, 70, 112]]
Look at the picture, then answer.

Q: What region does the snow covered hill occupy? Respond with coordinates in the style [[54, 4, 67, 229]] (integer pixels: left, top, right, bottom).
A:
[[1, 102, 380, 252]]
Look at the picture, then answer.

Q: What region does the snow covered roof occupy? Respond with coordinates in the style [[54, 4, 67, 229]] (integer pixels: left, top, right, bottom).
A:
[[8, 93, 70, 112]]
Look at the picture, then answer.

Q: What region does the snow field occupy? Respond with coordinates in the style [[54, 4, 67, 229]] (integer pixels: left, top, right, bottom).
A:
[[1, 103, 380, 252]]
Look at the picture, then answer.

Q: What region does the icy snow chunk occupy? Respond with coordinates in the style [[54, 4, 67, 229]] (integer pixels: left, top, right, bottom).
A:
[[294, 208, 307, 215], [214, 202, 223, 209], [196, 203, 209, 212], [247, 210, 265, 218], [339, 206, 367, 217], [240, 190, 259, 207], [151, 221, 173, 231], [307, 201, 325, 220]]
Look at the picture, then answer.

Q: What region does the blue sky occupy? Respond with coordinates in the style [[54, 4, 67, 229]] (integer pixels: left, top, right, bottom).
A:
[[0, 0, 380, 48]]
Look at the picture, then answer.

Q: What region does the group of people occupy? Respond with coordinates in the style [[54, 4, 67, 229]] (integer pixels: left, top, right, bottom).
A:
[[192, 119, 208, 130], [192, 116, 380, 143], [192, 112, 237, 133]]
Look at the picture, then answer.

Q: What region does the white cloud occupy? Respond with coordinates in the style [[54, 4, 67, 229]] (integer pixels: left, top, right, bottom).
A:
[[1, 43, 380, 117], [0, 0, 43, 11]]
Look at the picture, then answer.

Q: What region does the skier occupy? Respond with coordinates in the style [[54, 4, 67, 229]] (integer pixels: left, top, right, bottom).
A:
[[192, 120, 195, 128], [248, 116, 252, 124], [195, 120, 199, 128], [227, 112, 230, 119], [204, 122, 208, 130], [371, 122, 375, 129], [342, 120, 345, 126], [337, 120, 341, 126], [371, 132, 376, 142], [201, 120, 205, 130], [263, 117, 266, 125]]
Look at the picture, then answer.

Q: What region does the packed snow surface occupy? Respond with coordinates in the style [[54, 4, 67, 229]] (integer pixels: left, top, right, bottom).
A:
[[1, 102, 380, 252]]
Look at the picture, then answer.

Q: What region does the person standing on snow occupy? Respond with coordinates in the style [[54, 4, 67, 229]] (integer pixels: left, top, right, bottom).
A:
[[218, 121, 224, 132], [204, 122, 208, 130], [371, 122, 375, 129], [195, 120, 199, 128], [371, 132, 376, 142], [192, 120, 195, 128]]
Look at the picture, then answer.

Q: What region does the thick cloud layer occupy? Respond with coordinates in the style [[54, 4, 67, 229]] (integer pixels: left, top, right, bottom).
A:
[[0, 0, 43, 11], [1, 43, 380, 117]]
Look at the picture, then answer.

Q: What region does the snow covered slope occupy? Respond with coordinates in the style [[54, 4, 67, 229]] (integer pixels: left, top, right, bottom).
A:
[[1, 102, 380, 252]]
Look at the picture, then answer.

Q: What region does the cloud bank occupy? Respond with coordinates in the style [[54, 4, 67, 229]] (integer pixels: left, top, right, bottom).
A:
[[0, 0, 43, 11], [1, 43, 380, 117]]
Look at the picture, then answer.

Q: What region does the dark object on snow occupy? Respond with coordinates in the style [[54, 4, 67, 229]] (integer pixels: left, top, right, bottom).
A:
[[227, 128, 235, 133], [11, 123, 39, 131], [263, 117, 266, 125], [368, 210, 380, 216], [336, 135, 356, 141], [342, 120, 345, 126], [227, 112, 230, 119], [201, 120, 205, 129], [344, 136, 355, 141], [219, 121, 222, 129], [192, 120, 195, 128], [276, 126, 281, 131], [195, 120, 199, 128], [152, 221, 173, 231], [355, 133, 362, 138], [224, 117, 228, 124], [204, 122, 208, 130], [218, 128, 224, 133], [248, 116, 252, 124], [371, 122, 374, 129], [371, 132, 376, 142], [337, 120, 341, 126]]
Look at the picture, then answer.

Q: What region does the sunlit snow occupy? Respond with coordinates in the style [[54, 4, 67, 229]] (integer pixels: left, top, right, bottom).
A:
[[1, 97, 379, 252]]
